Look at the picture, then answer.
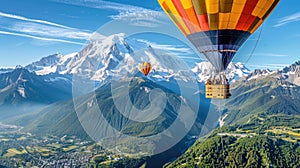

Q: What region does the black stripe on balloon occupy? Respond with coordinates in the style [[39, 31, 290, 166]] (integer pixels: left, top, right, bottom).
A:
[[187, 30, 251, 52]]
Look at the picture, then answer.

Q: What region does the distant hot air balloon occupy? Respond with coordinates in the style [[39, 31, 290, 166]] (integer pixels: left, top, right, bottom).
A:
[[140, 62, 153, 76], [158, 0, 279, 99]]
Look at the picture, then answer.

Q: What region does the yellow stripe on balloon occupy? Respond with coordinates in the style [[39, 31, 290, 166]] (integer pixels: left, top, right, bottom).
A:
[[219, 13, 230, 29], [206, 0, 219, 14], [252, 0, 267, 18], [158, 0, 188, 35], [258, 0, 275, 19], [227, 0, 246, 29], [181, 0, 193, 9]]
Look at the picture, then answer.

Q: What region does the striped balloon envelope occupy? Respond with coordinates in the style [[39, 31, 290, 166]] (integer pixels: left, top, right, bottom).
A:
[[158, 0, 280, 72], [140, 62, 153, 76]]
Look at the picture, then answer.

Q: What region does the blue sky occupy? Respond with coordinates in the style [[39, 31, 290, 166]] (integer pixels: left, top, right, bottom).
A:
[[0, 0, 299, 70]]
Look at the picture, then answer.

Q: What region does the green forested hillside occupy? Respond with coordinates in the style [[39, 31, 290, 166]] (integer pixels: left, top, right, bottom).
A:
[[167, 135, 300, 168], [167, 76, 300, 168], [167, 114, 300, 168], [19, 77, 203, 139], [225, 76, 300, 125]]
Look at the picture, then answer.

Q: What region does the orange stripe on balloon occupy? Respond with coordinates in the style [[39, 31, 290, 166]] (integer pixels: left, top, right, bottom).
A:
[[171, 0, 196, 33], [185, 7, 201, 31]]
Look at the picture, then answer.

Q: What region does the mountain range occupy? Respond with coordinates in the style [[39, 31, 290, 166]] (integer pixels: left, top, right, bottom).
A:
[[22, 33, 250, 84], [0, 33, 261, 138], [1, 33, 300, 167], [227, 66, 300, 124], [0, 67, 72, 120]]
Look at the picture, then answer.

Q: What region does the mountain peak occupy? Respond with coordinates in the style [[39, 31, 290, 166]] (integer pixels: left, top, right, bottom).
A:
[[104, 33, 126, 43], [15, 65, 23, 69], [245, 69, 274, 81], [25, 34, 178, 83], [282, 61, 300, 73], [25, 53, 64, 74], [279, 60, 300, 86], [8, 67, 35, 84], [192, 61, 250, 83]]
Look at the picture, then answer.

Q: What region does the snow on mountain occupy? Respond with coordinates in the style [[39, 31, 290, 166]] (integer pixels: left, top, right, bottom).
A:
[[227, 62, 251, 82], [24, 33, 261, 85], [25, 33, 196, 84], [25, 53, 63, 74], [11, 32, 300, 88], [192, 61, 251, 83], [25, 52, 78, 75], [245, 69, 274, 81], [240, 61, 300, 87], [0, 68, 14, 74], [279, 61, 300, 86]]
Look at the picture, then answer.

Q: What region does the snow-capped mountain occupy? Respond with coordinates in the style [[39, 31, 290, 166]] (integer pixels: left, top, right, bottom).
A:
[[0, 67, 72, 102], [280, 61, 300, 86], [25, 53, 62, 70], [245, 69, 274, 81], [239, 61, 300, 87], [25, 52, 78, 75], [23, 33, 255, 85], [192, 61, 251, 83], [25, 33, 196, 84]]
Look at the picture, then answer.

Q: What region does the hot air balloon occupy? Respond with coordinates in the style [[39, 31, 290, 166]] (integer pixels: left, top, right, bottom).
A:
[[140, 62, 153, 76], [158, 0, 279, 99]]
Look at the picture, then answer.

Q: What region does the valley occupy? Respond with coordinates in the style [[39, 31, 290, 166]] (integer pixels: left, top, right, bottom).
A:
[[0, 129, 147, 168]]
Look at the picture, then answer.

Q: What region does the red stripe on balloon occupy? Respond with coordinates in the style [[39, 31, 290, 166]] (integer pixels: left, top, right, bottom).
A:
[[236, 0, 258, 31], [197, 14, 209, 31]]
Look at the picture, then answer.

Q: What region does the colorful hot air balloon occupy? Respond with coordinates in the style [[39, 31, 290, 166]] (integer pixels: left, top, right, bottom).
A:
[[158, 0, 279, 99], [140, 62, 153, 76]]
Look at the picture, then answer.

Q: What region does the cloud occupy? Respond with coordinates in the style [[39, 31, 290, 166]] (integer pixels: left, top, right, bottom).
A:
[[0, 30, 85, 45], [175, 56, 202, 60], [151, 43, 204, 61], [247, 63, 289, 70], [135, 39, 194, 56], [0, 11, 94, 45], [52, 0, 166, 27], [10, 22, 91, 40], [0, 11, 72, 29], [110, 10, 165, 27], [274, 12, 300, 27], [52, 0, 145, 12], [252, 53, 288, 57], [151, 44, 194, 54]]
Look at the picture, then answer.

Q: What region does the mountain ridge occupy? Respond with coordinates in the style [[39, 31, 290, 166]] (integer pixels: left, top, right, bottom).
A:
[[21, 34, 251, 85], [0, 67, 73, 121]]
